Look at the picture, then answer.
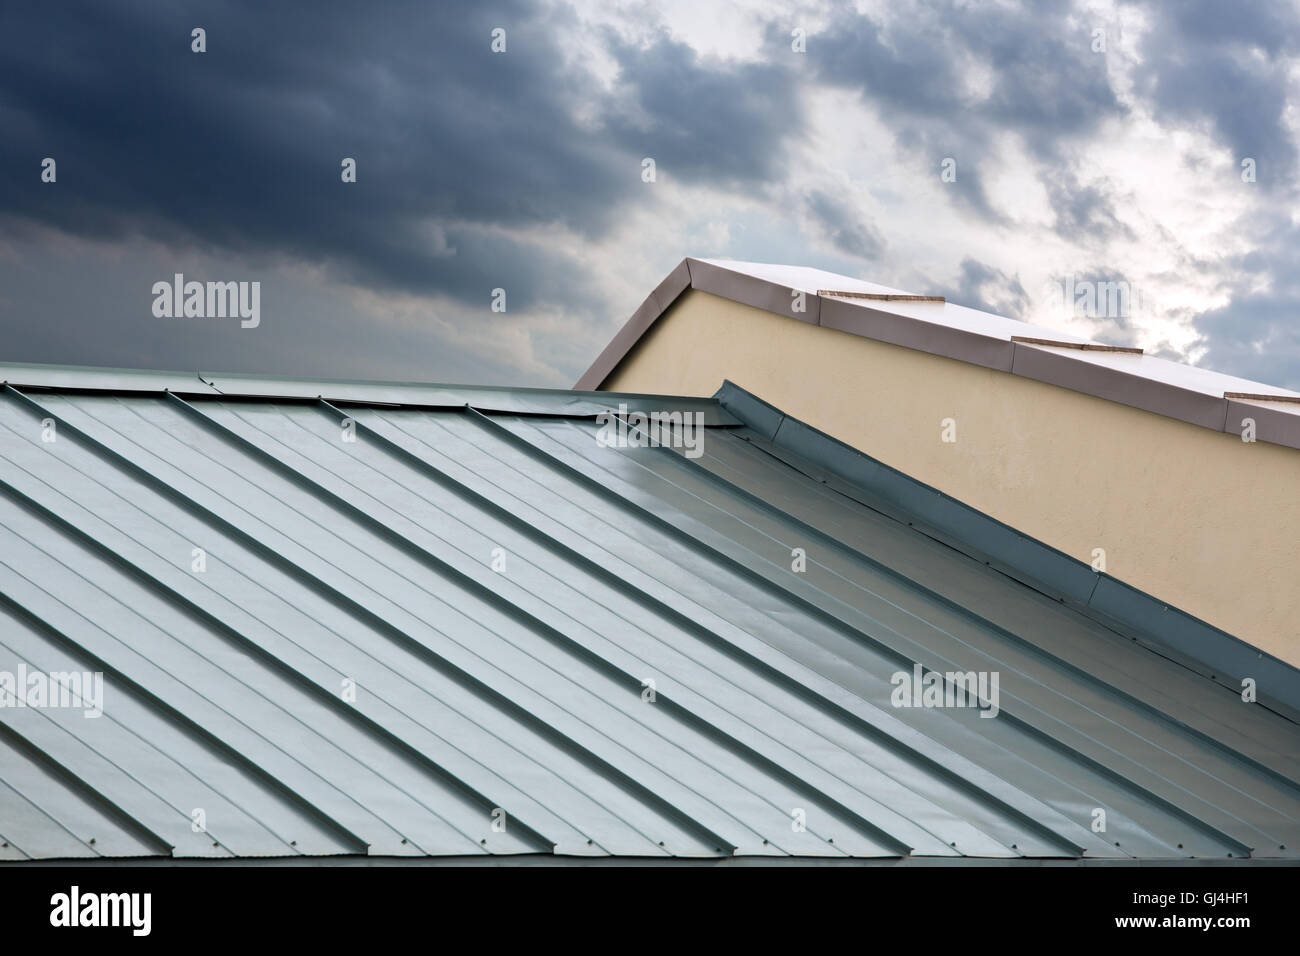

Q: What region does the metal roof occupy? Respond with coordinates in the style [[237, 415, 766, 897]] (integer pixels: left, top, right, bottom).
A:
[[575, 258, 1300, 451], [0, 364, 1297, 863]]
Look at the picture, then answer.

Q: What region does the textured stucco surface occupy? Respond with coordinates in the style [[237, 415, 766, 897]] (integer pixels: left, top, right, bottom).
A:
[[603, 290, 1300, 664]]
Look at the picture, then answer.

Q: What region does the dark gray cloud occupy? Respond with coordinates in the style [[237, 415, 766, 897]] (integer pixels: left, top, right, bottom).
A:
[[1134, 0, 1300, 182], [1196, 295, 1300, 390], [1191, 213, 1300, 389], [938, 258, 1030, 319], [0, 0, 802, 312], [0, 0, 1298, 390], [601, 30, 803, 188], [0, 0, 625, 311], [791, 0, 1123, 220], [1044, 173, 1135, 245], [804, 189, 885, 260]]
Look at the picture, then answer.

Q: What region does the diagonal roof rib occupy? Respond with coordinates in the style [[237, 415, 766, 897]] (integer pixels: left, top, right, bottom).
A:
[[0, 363, 1295, 863]]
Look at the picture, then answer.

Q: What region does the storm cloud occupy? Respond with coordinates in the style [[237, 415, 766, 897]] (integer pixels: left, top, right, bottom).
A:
[[1, 0, 1298, 388]]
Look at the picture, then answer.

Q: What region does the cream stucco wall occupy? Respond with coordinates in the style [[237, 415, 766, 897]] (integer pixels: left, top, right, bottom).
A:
[[602, 290, 1300, 663]]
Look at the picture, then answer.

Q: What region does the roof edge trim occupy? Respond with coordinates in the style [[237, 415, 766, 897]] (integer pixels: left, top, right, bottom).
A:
[[714, 379, 1300, 721], [574, 259, 693, 390], [574, 259, 1300, 451], [0, 361, 739, 424], [1010, 335, 1143, 355], [1225, 391, 1300, 404], [818, 290, 946, 303]]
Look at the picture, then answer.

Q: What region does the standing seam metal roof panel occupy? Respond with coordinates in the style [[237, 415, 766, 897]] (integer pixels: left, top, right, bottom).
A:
[[0, 365, 1297, 862]]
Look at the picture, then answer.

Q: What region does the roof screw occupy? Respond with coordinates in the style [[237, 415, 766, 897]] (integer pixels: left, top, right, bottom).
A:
[[88, 838, 95, 845], [659, 841, 664, 847], [827, 838, 833, 844], [1177, 844, 1184, 849], [481, 838, 487, 844], [290, 840, 296, 846], [400, 838, 407, 845]]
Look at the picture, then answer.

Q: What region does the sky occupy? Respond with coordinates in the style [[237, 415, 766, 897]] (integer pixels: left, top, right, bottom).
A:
[[3, 0, 1299, 388]]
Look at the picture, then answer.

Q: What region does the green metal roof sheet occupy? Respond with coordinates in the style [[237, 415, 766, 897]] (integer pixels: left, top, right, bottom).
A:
[[0, 362, 1296, 863]]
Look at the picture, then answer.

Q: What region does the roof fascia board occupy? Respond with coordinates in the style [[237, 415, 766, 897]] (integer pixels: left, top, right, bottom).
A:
[[820, 296, 1013, 371], [714, 379, 1300, 719], [1010, 343, 1229, 431], [1224, 398, 1300, 446], [686, 256, 821, 326], [573, 259, 693, 390], [576, 259, 1300, 452]]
